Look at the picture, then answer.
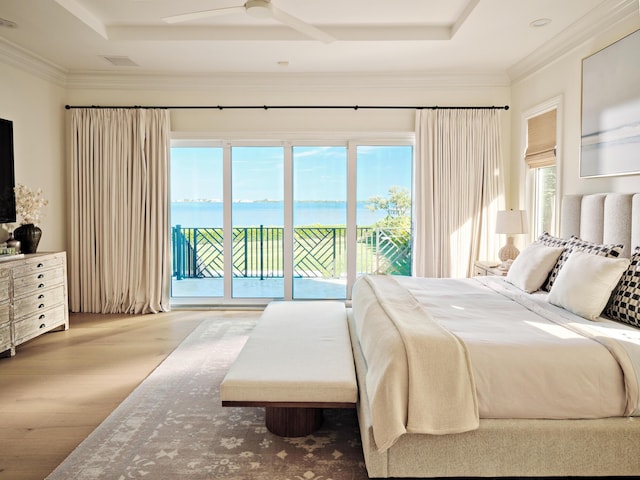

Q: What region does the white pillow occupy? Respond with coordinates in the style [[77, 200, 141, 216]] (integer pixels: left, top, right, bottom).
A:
[[505, 242, 564, 293], [547, 250, 630, 320]]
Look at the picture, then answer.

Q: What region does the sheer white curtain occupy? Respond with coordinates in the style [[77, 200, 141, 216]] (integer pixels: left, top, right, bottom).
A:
[[69, 108, 171, 314], [414, 109, 502, 278]]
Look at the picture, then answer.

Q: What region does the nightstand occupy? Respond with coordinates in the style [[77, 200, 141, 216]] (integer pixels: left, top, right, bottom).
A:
[[474, 260, 507, 277]]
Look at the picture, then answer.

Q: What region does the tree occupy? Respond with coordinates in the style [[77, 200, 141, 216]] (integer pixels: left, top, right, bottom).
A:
[[364, 186, 412, 275], [367, 186, 411, 228]]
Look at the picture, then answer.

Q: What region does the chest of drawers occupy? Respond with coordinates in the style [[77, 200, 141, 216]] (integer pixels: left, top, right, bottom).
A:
[[0, 252, 69, 357], [0, 269, 10, 354]]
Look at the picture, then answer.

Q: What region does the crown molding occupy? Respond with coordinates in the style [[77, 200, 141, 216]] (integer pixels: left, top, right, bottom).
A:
[[64, 70, 511, 91], [508, 0, 638, 83], [0, 34, 510, 91], [2, 1, 636, 91], [0, 35, 509, 91], [0, 37, 67, 86]]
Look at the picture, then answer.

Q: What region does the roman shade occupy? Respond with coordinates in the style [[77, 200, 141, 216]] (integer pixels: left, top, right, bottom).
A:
[[525, 109, 557, 168]]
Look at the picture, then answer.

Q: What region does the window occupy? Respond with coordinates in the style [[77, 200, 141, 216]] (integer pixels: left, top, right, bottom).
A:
[[532, 165, 556, 237], [170, 138, 413, 306], [525, 108, 558, 238]]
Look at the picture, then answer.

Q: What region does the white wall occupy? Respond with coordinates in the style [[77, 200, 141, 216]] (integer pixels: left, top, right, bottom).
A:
[[510, 17, 640, 209], [65, 77, 510, 136], [0, 62, 67, 251], [3, 63, 512, 254]]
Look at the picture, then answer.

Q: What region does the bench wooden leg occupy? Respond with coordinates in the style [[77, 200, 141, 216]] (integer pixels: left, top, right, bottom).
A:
[[265, 407, 324, 437]]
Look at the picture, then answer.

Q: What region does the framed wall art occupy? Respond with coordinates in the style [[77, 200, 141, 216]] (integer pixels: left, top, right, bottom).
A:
[[580, 28, 640, 178]]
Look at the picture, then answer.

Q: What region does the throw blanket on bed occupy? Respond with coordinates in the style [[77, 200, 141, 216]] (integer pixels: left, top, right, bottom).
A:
[[353, 275, 479, 452]]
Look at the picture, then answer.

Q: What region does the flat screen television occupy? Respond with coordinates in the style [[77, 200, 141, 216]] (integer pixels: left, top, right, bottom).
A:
[[0, 118, 16, 224]]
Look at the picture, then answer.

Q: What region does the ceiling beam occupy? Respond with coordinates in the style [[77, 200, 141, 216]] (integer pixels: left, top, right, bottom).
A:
[[451, 0, 480, 37], [54, 0, 108, 39], [106, 25, 454, 42]]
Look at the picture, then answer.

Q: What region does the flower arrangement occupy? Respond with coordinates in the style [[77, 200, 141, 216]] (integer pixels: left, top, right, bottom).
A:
[[14, 184, 48, 225], [1, 222, 17, 234]]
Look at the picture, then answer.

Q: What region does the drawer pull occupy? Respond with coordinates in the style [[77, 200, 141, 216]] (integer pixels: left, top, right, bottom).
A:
[[38, 304, 45, 309], [39, 314, 45, 320], [37, 263, 44, 268], [38, 274, 44, 279], [39, 323, 46, 329], [38, 294, 45, 299], [38, 283, 45, 289]]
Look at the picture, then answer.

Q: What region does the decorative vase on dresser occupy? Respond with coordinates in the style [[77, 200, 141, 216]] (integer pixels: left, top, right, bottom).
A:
[[13, 223, 42, 254], [5, 232, 21, 253]]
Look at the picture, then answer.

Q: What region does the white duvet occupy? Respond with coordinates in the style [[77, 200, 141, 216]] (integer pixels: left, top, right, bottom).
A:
[[352, 275, 640, 451]]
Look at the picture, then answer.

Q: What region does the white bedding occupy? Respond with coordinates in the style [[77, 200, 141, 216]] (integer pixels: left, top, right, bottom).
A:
[[351, 274, 640, 451]]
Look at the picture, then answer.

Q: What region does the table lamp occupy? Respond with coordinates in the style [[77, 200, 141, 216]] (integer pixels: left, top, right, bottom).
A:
[[495, 209, 528, 262]]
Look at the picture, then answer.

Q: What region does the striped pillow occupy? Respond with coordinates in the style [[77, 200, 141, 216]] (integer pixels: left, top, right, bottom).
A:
[[542, 236, 624, 292], [606, 246, 640, 328]]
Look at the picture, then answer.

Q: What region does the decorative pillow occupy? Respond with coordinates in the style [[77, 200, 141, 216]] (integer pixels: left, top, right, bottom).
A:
[[506, 242, 564, 293], [537, 232, 568, 249], [548, 250, 630, 320], [542, 236, 624, 292], [605, 246, 640, 328]]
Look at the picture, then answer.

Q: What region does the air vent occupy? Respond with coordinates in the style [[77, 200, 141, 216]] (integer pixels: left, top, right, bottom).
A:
[[101, 55, 139, 67]]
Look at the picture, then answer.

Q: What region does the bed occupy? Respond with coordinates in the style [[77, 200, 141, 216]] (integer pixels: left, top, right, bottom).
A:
[[348, 192, 640, 478]]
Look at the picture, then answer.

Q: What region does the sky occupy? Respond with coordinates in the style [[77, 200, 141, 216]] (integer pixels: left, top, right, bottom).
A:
[[170, 145, 412, 202]]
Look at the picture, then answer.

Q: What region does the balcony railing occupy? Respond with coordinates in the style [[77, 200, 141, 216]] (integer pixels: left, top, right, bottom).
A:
[[172, 225, 411, 280]]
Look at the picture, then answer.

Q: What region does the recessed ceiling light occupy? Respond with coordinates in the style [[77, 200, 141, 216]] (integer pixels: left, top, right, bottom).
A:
[[0, 17, 17, 29], [530, 18, 552, 28]]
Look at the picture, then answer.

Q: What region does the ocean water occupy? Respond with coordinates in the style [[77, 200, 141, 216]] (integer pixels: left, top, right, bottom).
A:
[[170, 201, 386, 228]]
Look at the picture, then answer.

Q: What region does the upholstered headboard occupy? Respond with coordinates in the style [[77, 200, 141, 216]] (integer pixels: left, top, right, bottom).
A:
[[560, 193, 640, 258]]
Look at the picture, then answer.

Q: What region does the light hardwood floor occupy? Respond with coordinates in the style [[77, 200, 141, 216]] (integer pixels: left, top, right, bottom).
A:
[[0, 310, 241, 480]]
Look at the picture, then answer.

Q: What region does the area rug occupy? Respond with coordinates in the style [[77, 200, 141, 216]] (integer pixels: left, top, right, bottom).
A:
[[46, 314, 367, 480]]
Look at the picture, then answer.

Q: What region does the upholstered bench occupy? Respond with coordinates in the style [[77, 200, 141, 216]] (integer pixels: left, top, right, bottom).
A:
[[220, 300, 357, 437]]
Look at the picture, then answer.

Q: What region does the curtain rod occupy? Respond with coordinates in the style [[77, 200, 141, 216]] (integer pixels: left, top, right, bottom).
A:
[[64, 104, 509, 111]]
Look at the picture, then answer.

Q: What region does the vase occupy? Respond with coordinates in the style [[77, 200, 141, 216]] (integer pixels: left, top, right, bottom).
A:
[[5, 232, 21, 254], [14, 223, 42, 254]]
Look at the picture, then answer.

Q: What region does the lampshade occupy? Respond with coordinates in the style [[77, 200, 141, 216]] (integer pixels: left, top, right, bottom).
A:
[[495, 209, 528, 263], [495, 210, 528, 235]]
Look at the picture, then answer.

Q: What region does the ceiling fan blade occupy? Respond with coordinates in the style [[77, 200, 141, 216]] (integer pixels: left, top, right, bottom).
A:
[[269, 5, 335, 43], [163, 6, 245, 24]]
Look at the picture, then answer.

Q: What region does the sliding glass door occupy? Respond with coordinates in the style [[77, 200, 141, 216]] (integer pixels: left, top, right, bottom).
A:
[[170, 139, 412, 306], [356, 145, 413, 278], [293, 146, 347, 299], [170, 145, 224, 298], [232, 146, 284, 298]]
